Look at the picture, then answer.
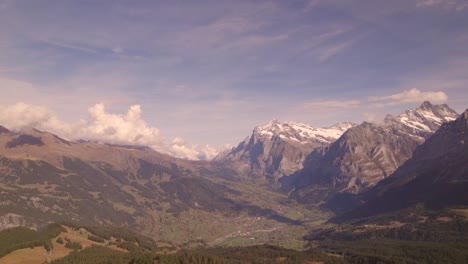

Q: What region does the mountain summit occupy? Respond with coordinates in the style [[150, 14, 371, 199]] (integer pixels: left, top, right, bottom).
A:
[[385, 101, 458, 139], [253, 120, 355, 145], [338, 109, 468, 220], [284, 102, 459, 198], [215, 120, 356, 183]]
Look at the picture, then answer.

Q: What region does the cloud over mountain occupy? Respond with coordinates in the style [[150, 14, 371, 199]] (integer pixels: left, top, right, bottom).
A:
[[0, 102, 218, 160], [369, 88, 448, 107]]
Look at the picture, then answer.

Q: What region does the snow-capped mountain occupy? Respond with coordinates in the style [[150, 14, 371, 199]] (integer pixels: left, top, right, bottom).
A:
[[215, 120, 356, 183], [385, 101, 459, 139], [285, 101, 459, 197], [254, 120, 355, 145], [339, 109, 468, 220]]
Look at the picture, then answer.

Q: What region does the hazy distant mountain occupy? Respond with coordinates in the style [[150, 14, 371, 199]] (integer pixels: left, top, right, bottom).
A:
[[336, 109, 468, 221], [214, 119, 355, 184], [284, 102, 459, 200]]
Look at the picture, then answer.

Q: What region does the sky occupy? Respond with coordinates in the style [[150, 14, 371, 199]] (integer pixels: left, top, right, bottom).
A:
[[0, 0, 467, 159]]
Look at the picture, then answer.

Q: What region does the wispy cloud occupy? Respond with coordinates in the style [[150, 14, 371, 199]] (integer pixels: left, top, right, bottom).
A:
[[0, 77, 33, 89], [0, 0, 467, 147], [368, 88, 448, 107], [0, 65, 34, 73], [302, 0, 323, 13], [315, 39, 355, 62], [172, 13, 287, 56], [302, 99, 361, 109], [416, 0, 468, 11], [299, 87, 450, 112], [314, 30, 366, 62], [41, 39, 99, 54]]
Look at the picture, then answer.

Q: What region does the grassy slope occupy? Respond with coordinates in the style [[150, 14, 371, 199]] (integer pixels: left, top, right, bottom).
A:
[[306, 207, 468, 264], [0, 224, 154, 264], [0, 155, 329, 249]]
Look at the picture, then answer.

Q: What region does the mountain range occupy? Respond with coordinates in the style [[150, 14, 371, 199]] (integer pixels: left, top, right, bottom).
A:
[[0, 124, 323, 247], [214, 120, 355, 184], [336, 108, 467, 221], [0, 101, 466, 252], [282, 101, 459, 202]]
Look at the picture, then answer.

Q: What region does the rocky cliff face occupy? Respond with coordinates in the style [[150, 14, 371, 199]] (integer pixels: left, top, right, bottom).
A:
[[285, 102, 459, 197], [337, 109, 468, 221], [214, 120, 355, 183], [384, 101, 458, 139], [0, 213, 38, 231]]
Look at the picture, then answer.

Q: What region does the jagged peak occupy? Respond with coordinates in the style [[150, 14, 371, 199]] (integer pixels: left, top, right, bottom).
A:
[[254, 119, 283, 134], [254, 119, 312, 135], [384, 114, 395, 122], [415, 101, 457, 116], [398, 101, 458, 120], [419, 100, 434, 109], [458, 109, 468, 123], [0, 125, 10, 134], [378, 101, 459, 139], [255, 119, 356, 135], [327, 122, 356, 130], [251, 119, 355, 145]]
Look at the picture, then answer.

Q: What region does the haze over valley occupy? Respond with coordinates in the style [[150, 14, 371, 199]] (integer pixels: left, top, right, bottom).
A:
[[0, 1, 467, 263]]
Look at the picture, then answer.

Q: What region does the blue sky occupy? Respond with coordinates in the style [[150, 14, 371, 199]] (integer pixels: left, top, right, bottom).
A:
[[0, 0, 467, 158]]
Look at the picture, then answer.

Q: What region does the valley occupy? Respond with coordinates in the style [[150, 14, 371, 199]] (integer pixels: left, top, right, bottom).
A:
[[0, 102, 467, 263]]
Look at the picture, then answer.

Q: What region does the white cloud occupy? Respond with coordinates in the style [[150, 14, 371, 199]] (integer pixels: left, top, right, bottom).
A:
[[0, 102, 67, 132], [302, 99, 361, 109], [416, 0, 468, 11], [361, 111, 386, 124], [0, 102, 219, 160], [41, 39, 99, 54], [170, 137, 219, 160], [368, 88, 448, 107], [417, 0, 443, 7], [79, 103, 164, 148]]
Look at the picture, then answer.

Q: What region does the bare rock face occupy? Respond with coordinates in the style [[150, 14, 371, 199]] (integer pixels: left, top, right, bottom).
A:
[[285, 102, 459, 197], [294, 123, 419, 192], [0, 213, 37, 231], [0, 126, 9, 134], [384, 101, 459, 139], [214, 120, 355, 183], [383, 109, 468, 184], [338, 109, 468, 221]]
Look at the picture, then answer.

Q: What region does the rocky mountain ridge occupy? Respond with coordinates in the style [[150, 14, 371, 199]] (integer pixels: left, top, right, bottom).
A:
[[284, 101, 459, 199], [337, 109, 468, 221], [214, 120, 355, 183], [384, 101, 458, 139]]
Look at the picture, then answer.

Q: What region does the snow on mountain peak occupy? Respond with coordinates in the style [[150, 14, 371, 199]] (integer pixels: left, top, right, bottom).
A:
[[386, 101, 458, 137], [253, 119, 356, 144], [327, 122, 356, 130], [419, 100, 434, 110], [254, 119, 281, 137]]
